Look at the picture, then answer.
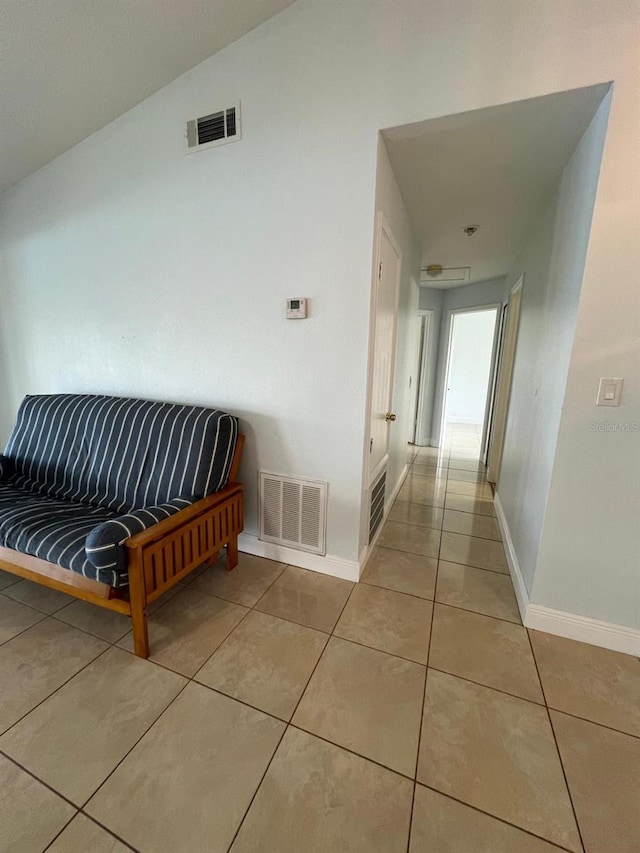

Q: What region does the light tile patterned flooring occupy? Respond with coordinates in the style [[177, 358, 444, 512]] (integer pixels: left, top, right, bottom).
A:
[[0, 423, 639, 852]]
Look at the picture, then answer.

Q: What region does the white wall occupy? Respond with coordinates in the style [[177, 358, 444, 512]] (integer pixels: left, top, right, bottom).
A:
[[497, 96, 613, 603], [446, 310, 497, 424], [0, 0, 638, 632], [500, 92, 640, 633], [418, 287, 444, 313], [427, 278, 506, 445], [0, 1, 380, 571]]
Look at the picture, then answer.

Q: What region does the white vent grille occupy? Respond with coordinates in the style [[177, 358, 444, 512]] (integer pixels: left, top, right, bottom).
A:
[[259, 472, 327, 555], [420, 266, 470, 284], [186, 103, 241, 153]]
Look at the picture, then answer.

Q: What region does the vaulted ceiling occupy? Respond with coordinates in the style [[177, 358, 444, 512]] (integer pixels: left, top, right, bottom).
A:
[[0, 0, 296, 192]]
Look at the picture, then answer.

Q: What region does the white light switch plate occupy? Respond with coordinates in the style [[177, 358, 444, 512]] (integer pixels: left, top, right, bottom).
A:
[[596, 377, 623, 407]]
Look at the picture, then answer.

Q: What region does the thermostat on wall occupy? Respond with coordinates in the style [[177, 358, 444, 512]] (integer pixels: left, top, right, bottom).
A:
[[287, 298, 308, 319]]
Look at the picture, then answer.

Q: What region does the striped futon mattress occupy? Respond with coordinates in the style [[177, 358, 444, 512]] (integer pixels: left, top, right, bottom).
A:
[[0, 394, 239, 586]]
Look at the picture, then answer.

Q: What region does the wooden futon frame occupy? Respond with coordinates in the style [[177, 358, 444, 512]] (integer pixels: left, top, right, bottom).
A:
[[0, 436, 245, 659]]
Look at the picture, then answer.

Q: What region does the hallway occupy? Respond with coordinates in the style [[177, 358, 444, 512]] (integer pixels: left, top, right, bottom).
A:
[[371, 423, 639, 852], [0, 425, 638, 851]]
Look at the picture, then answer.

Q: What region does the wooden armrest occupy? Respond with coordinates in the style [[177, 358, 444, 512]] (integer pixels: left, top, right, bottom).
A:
[[125, 482, 242, 549]]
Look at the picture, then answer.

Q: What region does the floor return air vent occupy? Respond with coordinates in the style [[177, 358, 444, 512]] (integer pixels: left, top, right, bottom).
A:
[[369, 471, 386, 544], [259, 473, 327, 555]]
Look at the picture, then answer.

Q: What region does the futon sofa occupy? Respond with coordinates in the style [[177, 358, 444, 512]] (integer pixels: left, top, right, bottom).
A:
[[0, 393, 244, 657]]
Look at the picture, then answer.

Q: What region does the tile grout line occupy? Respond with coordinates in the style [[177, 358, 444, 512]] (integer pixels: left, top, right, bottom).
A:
[[41, 812, 82, 853], [526, 628, 587, 853], [6, 442, 614, 850], [0, 754, 138, 852], [0, 598, 49, 649], [538, 706, 640, 742], [74, 812, 139, 852], [328, 631, 428, 667], [184, 561, 292, 683], [223, 570, 358, 853], [406, 453, 446, 853], [414, 780, 583, 853], [222, 725, 289, 853], [7, 557, 343, 851], [409, 443, 587, 851], [425, 663, 545, 706], [42, 808, 139, 852], [63, 535, 634, 844], [377, 543, 509, 576], [0, 748, 81, 811], [77, 677, 193, 812], [287, 720, 416, 783], [5, 575, 253, 848], [2, 645, 192, 842], [360, 575, 517, 624], [48, 611, 131, 646], [0, 643, 113, 739], [1, 751, 139, 852]]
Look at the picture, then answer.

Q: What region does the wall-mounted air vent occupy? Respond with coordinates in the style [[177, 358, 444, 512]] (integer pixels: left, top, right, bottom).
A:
[[419, 266, 471, 285], [369, 472, 386, 544], [186, 103, 241, 153], [259, 472, 327, 555]]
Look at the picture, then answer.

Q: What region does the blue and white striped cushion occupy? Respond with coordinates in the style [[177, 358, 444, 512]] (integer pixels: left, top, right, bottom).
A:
[[0, 484, 195, 586], [0, 455, 12, 482], [85, 497, 195, 582], [5, 394, 239, 513], [0, 482, 118, 584]]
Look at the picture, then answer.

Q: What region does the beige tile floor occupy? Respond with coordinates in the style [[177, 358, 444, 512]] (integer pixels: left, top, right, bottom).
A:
[[0, 422, 638, 852]]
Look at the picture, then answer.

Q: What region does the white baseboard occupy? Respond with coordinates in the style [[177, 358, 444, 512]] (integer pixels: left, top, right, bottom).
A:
[[239, 463, 410, 585], [493, 493, 530, 621], [525, 605, 640, 656], [494, 492, 640, 656], [412, 438, 434, 448], [238, 533, 360, 582]]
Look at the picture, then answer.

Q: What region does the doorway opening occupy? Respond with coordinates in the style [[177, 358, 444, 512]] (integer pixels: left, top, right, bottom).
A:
[[487, 277, 523, 481], [411, 311, 434, 445], [440, 307, 499, 460], [361, 81, 611, 565]]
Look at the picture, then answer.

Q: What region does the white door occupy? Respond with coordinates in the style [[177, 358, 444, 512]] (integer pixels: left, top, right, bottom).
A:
[[368, 218, 401, 483]]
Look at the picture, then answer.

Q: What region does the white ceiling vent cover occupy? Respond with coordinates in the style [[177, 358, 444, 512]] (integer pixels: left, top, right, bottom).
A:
[[259, 472, 327, 555], [420, 266, 470, 285], [186, 103, 241, 153]]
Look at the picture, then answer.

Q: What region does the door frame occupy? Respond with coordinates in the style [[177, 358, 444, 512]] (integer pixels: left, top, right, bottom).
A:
[[481, 302, 508, 463], [438, 303, 501, 448], [413, 309, 434, 444], [487, 276, 524, 483], [364, 211, 402, 489]]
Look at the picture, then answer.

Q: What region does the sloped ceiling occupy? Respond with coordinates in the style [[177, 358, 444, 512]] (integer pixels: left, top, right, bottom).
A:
[[0, 0, 296, 192]]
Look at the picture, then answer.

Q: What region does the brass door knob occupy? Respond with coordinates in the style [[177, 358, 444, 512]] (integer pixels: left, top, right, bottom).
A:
[[385, 412, 397, 422]]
